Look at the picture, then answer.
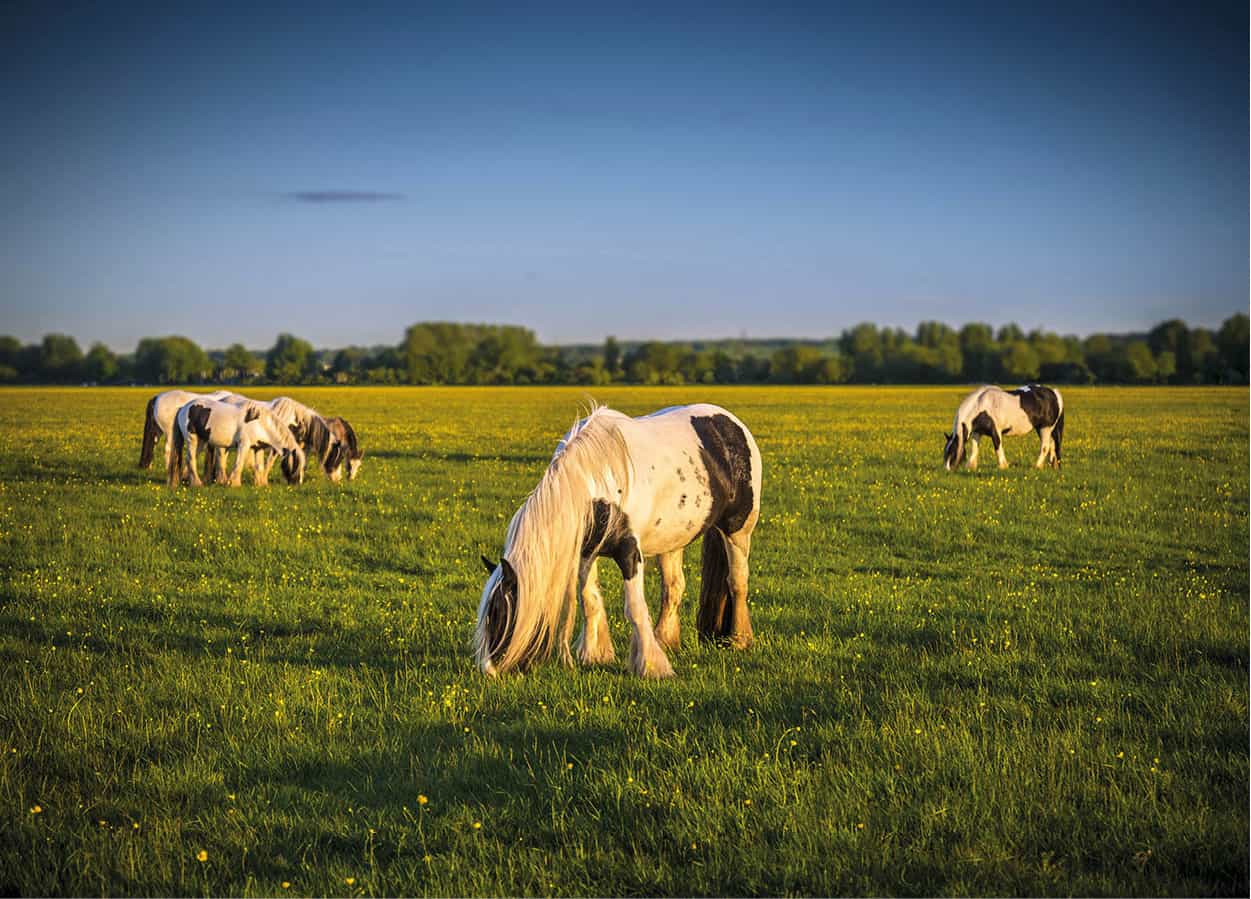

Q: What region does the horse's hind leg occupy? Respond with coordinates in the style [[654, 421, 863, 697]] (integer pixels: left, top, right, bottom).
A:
[[724, 530, 754, 650], [992, 430, 1007, 469], [654, 550, 686, 650], [575, 557, 615, 665], [185, 435, 204, 486], [1034, 428, 1052, 469]]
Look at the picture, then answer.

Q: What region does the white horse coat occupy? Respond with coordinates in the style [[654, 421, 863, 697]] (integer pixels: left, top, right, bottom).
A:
[[214, 393, 338, 480], [139, 389, 230, 470], [476, 404, 762, 679], [168, 398, 306, 487], [943, 384, 1065, 470]]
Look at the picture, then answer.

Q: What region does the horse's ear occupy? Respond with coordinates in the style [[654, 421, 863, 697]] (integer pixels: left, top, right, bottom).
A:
[[500, 558, 517, 585], [943, 431, 951, 441], [481, 555, 497, 574]]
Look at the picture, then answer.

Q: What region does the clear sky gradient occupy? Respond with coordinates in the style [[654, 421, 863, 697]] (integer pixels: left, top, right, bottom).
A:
[[1, 1, 1245, 350]]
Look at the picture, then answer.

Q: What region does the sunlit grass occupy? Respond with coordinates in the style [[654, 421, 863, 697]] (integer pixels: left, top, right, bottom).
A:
[[0, 385, 1246, 895]]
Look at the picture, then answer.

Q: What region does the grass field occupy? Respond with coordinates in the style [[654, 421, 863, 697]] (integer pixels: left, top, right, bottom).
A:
[[0, 385, 1246, 896]]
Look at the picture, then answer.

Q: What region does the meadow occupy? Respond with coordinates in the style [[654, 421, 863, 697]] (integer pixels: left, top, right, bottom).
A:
[[0, 385, 1246, 897]]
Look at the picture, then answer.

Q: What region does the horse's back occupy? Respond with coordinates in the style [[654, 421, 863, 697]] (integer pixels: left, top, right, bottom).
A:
[[617, 403, 761, 553]]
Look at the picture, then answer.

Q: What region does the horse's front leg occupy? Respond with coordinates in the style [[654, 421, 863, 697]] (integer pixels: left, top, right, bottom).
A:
[[575, 557, 615, 665], [993, 430, 1008, 469], [264, 448, 280, 480], [621, 549, 673, 678], [654, 550, 686, 650], [965, 436, 980, 470]]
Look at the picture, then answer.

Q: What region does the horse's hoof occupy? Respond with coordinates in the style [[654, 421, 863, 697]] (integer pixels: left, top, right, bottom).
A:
[[640, 657, 674, 678], [654, 622, 681, 651]]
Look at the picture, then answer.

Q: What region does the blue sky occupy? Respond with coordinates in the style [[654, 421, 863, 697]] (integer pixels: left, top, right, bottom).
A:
[[1, 1, 1245, 351]]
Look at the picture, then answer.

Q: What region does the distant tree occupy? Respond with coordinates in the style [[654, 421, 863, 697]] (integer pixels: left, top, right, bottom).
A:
[[134, 336, 211, 384], [266, 333, 316, 383], [815, 354, 850, 384], [1039, 360, 1095, 384], [623, 341, 686, 384], [1216, 313, 1249, 382], [840, 323, 883, 382], [218, 343, 261, 382], [403, 323, 469, 383], [39, 333, 83, 382], [0, 336, 20, 369], [82, 342, 118, 383], [769, 345, 826, 383], [603, 336, 621, 378], [998, 340, 1040, 382], [1082, 334, 1116, 381], [1153, 350, 1177, 383], [1186, 329, 1222, 383], [1121, 341, 1157, 383], [959, 323, 998, 381], [915, 321, 956, 349], [0, 335, 19, 383], [996, 323, 1025, 343]]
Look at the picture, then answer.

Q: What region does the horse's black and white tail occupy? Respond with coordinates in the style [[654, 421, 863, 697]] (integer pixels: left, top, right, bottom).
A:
[[1053, 407, 1065, 466], [696, 528, 732, 642], [167, 423, 185, 487], [139, 396, 159, 468]]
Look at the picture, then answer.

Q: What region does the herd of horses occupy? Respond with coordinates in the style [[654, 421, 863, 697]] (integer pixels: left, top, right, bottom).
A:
[[138, 389, 363, 488], [137, 382, 1065, 680]]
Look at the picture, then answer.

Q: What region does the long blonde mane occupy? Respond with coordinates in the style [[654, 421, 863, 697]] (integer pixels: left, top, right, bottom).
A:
[[478, 406, 633, 673]]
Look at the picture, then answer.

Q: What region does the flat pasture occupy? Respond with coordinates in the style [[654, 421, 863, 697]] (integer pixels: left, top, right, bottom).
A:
[[0, 386, 1246, 896]]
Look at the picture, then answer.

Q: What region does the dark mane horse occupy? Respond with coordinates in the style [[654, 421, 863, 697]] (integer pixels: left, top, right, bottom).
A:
[[323, 417, 363, 482]]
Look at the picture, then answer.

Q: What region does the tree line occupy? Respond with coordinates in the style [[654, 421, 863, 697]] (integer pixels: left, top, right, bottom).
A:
[[1, 314, 1246, 387]]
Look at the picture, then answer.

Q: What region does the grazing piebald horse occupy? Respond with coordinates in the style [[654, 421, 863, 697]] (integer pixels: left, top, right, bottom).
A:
[[476, 404, 762, 679], [168, 398, 306, 488], [323, 417, 363, 483], [943, 384, 1065, 471], [139, 389, 231, 471], [214, 394, 337, 481]]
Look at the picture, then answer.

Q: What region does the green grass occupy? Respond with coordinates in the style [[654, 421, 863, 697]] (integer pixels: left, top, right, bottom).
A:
[[0, 385, 1246, 896]]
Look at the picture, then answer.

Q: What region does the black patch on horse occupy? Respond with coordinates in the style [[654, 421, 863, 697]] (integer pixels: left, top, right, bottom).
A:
[[484, 559, 518, 659], [280, 450, 300, 484], [970, 411, 1001, 451], [690, 413, 754, 535], [1009, 385, 1060, 432], [584, 500, 642, 580], [244, 407, 261, 423], [187, 404, 212, 442]]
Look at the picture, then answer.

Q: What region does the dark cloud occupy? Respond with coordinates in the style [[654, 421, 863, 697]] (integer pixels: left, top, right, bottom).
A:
[[286, 190, 405, 203]]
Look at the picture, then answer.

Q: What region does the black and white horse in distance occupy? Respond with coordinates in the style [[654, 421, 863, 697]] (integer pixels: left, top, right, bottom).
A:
[[139, 389, 232, 471], [476, 403, 762, 679], [324, 417, 364, 483], [168, 398, 306, 488], [943, 384, 1065, 471]]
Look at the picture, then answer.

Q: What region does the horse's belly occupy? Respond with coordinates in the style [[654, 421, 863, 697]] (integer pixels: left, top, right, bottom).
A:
[[1000, 406, 1035, 436]]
